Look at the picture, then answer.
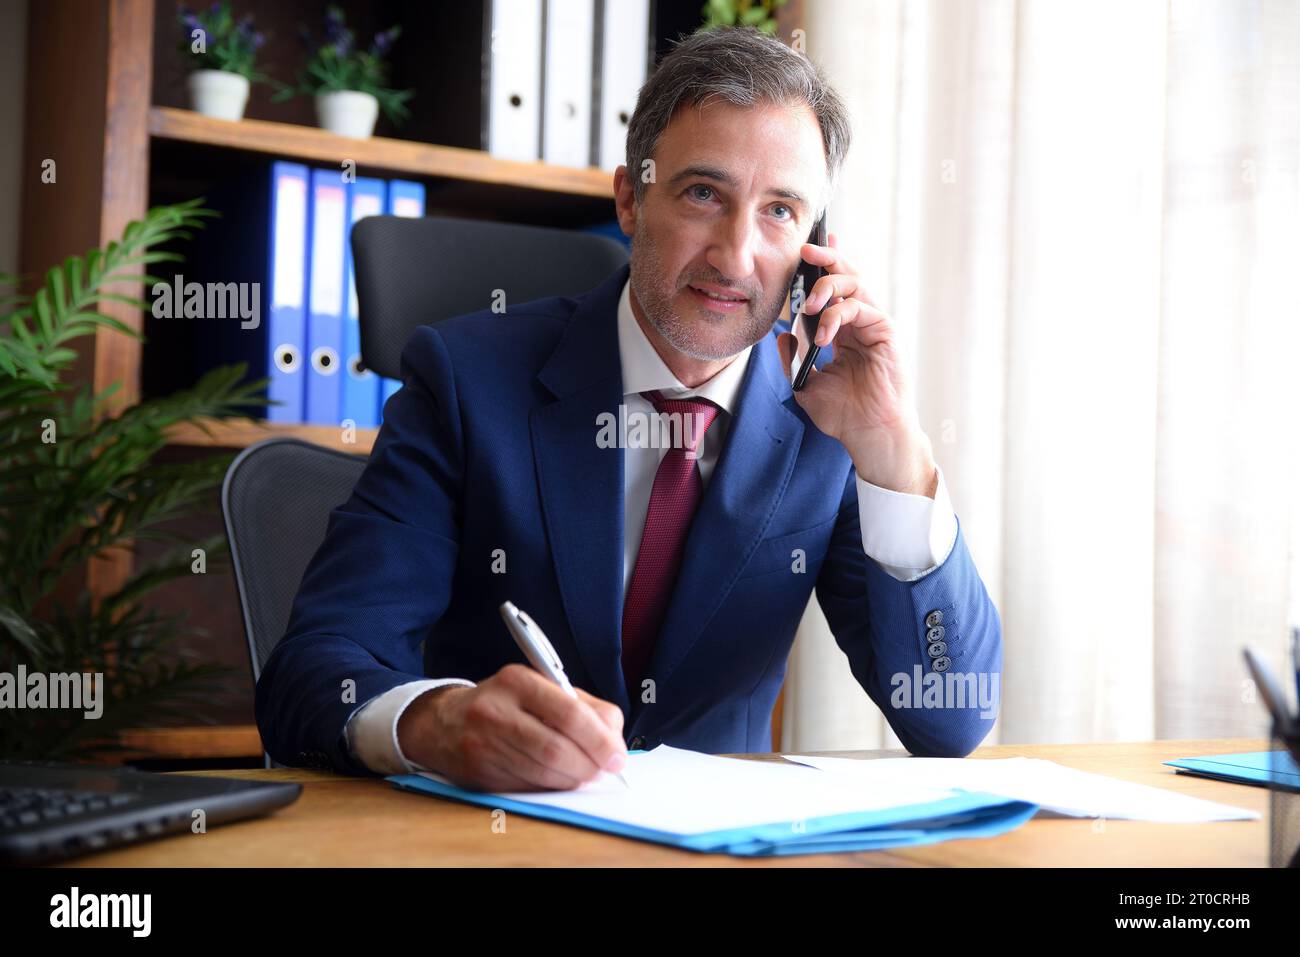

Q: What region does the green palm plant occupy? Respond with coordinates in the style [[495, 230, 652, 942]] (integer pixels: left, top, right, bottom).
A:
[[0, 198, 268, 760]]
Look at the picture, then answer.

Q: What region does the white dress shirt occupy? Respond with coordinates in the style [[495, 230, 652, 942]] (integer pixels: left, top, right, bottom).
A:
[[343, 279, 958, 774]]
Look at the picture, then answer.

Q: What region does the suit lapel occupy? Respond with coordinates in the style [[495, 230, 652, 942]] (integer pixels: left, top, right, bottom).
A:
[[531, 264, 806, 717], [531, 264, 631, 712], [638, 333, 804, 707]]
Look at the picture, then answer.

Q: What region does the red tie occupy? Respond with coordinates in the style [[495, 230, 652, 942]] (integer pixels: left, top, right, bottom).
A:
[[621, 390, 721, 703]]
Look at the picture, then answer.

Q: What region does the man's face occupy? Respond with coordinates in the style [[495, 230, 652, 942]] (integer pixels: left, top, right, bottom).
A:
[[615, 99, 828, 362]]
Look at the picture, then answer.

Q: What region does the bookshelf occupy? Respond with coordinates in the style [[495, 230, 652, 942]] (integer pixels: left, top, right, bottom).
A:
[[146, 101, 626, 458], [166, 417, 378, 454], [148, 106, 616, 198], [17, 0, 800, 756]]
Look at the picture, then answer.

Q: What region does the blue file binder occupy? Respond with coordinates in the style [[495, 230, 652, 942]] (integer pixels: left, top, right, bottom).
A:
[[1165, 750, 1300, 792], [305, 169, 349, 426], [377, 179, 426, 421], [386, 760, 1039, 857], [581, 218, 631, 251], [342, 178, 387, 429], [266, 162, 310, 422]]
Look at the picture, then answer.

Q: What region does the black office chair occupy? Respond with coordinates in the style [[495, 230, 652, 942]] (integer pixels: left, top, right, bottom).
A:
[[221, 438, 368, 767], [351, 214, 630, 379]]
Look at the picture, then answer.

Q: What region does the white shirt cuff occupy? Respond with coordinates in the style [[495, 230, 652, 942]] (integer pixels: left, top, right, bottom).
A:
[[855, 464, 958, 582], [344, 678, 477, 775]]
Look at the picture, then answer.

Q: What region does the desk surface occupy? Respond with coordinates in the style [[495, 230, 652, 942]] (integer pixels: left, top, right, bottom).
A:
[[60, 738, 1274, 867]]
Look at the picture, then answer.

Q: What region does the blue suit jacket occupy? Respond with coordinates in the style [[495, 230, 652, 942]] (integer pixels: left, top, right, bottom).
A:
[[256, 263, 1003, 775]]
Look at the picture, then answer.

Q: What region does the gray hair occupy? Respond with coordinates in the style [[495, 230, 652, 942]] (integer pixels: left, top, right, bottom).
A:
[[625, 25, 852, 221]]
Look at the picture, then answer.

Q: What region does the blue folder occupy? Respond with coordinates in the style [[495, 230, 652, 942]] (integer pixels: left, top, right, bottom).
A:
[[305, 169, 349, 426], [1164, 750, 1300, 792], [581, 218, 631, 251], [265, 162, 310, 422], [387, 765, 1038, 857], [341, 177, 386, 429]]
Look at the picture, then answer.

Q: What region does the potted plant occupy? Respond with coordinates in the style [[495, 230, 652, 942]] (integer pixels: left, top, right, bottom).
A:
[[278, 5, 412, 139], [177, 2, 270, 121], [0, 199, 268, 760], [700, 0, 790, 35]]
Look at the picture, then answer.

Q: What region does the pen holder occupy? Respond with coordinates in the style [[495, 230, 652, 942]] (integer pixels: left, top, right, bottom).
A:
[[1268, 722, 1300, 868]]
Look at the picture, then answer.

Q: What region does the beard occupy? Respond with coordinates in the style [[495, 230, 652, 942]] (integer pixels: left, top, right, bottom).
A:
[[628, 220, 788, 361]]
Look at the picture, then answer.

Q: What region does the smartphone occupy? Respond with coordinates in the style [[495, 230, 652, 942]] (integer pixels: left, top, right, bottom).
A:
[[788, 213, 828, 391]]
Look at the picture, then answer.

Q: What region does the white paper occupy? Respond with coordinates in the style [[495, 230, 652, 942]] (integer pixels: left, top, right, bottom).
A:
[[415, 745, 968, 836], [780, 754, 1259, 822]]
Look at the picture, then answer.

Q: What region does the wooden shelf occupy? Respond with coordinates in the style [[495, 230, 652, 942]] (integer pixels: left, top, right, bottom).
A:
[[148, 106, 615, 199], [87, 725, 264, 764], [166, 417, 377, 454]]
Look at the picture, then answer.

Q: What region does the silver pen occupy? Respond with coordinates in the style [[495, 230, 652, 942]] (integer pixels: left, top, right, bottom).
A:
[[498, 601, 630, 788]]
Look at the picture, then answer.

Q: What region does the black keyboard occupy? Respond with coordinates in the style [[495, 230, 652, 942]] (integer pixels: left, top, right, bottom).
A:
[[1, 761, 302, 865], [0, 786, 140, 830]]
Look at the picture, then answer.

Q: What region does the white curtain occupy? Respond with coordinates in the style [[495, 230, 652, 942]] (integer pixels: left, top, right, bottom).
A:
[[782, 0, 1300, 752]]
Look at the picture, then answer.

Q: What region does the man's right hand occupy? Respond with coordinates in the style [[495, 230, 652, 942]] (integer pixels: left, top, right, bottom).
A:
[[396, 664, 628, 792]]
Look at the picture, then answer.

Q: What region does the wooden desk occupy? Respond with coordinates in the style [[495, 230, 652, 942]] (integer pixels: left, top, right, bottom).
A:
[[60, 737, 1273, 867]]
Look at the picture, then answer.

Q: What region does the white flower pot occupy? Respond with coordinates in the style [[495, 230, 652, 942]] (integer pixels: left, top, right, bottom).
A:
[[187, 69, 250, 121], [315, 90, 380, 139]]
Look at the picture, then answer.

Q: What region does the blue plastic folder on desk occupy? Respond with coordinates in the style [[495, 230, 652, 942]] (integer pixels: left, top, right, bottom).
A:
[[1164, 750, 1300, 792], [388, 744, 1037, 857]]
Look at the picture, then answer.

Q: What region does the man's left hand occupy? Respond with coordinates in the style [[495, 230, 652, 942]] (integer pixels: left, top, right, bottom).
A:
[[776, 232, 938, 498]]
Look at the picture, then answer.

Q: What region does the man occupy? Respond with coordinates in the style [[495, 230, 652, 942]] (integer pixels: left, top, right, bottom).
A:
[[256, 27, 1002, 790]]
